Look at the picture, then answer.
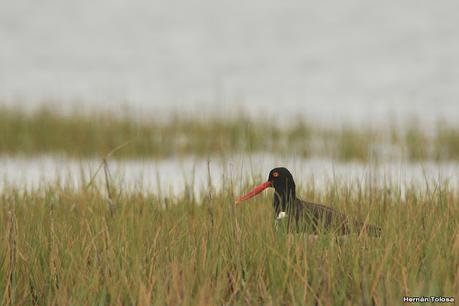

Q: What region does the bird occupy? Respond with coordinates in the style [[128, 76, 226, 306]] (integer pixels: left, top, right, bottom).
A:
[[235, 167, 381, 236]]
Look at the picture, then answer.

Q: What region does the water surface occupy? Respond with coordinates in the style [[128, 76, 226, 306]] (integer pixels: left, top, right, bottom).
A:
[[1, 155, 457, 198], [1, 0, 458, 125]]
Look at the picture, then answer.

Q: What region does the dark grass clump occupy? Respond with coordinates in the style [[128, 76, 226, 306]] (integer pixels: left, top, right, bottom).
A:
[[434, 121, 459, 161]]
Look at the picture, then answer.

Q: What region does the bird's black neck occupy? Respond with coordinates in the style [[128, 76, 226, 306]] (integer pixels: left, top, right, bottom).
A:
[[273, 187, 296, 215]]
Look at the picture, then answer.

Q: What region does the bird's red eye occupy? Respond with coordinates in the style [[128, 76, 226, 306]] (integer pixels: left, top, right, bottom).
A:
[[272, 172, 279, 177]]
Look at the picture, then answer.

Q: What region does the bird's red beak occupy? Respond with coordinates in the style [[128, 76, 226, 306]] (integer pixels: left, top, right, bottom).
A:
[[235, 181, 272, 204]]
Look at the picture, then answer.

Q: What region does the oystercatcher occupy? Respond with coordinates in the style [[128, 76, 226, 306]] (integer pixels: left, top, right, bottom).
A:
[[235, 167, 381, 236]]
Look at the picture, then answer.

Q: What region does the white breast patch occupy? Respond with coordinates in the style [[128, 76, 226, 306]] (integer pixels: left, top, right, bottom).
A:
[[276, 211, 288, 220]]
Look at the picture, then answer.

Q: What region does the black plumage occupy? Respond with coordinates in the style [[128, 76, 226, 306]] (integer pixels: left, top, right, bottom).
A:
[[236, 167, 381, 236]]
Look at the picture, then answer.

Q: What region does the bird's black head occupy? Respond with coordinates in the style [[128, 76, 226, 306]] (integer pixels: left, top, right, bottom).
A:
[[235, 167, 296, 206], [267, 167, 296, 195]]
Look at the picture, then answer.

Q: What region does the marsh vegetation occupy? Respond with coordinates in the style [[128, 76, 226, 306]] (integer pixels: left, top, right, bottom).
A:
[[1, 106, 458, 305], [0, 106, 458, 161], [1, 177, 458, 305]]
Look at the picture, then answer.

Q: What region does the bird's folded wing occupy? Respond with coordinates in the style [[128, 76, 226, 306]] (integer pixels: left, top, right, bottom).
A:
[[298, 200, 381, 236]]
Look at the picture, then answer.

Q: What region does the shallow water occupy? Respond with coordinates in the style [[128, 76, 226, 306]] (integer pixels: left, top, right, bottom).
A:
[[1, 0, 459, 125], [1, 155, 457, 198]]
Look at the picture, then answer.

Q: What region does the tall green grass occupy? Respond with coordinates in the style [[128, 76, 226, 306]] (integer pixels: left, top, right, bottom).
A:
[[0, 106, 458, 161], [1, 178, 458, 305]]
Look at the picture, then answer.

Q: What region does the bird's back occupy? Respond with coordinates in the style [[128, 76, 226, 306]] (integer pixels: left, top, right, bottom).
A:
[[294, 198, 381, 236]]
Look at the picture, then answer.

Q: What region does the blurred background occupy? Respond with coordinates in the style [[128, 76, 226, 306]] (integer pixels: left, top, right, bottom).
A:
[[1, 0, 458, 124], [1, 0, 458, 192]]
